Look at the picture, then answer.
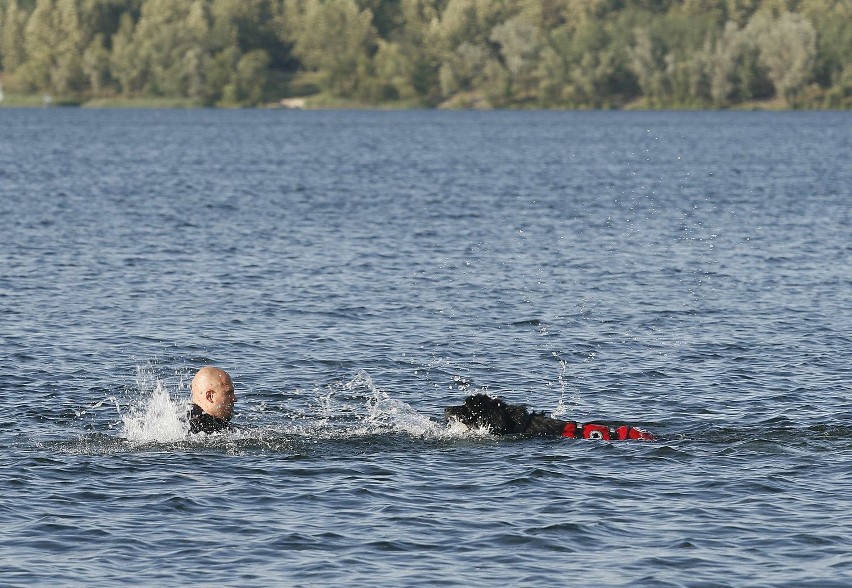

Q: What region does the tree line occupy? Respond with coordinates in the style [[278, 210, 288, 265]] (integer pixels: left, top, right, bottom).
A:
[[1, 0, 850, 109]]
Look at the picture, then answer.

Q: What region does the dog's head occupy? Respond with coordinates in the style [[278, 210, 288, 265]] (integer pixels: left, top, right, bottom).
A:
[[444, 394, 532, 435]]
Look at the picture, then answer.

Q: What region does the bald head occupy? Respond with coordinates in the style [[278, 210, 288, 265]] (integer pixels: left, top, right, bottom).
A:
[[191, 366, 236, 421]]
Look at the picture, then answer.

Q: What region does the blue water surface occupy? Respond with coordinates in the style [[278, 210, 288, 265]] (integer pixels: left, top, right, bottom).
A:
[[1, 108, 850, 586]]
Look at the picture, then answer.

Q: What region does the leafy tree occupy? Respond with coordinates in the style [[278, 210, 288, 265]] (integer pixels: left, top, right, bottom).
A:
[[490, 13, 542, 101], [123, 0, 214, 99], [439, 0, 493, 49], [82, 32, 111, 93], [80, 0, 137, 45], [748, 10, 817, 105], [1, 0, 30, 73], [439, 40, 488, 98], [205, 44, 240, 101], [210, 0, 290, 69], [109, 12, 144, 95], [16, 0, 88, 94], [435, 0, 515, 105], [533, 28, 569, 106], [535, 14, 636, 108], [284, 0, 377, 97], [802, 0, 852, 100], [724, 0, 762, 25], [0, 0, 849, 109], [628, 25, 667, 106], [710, 21, 745, 106], [221, 48, 270, 105], [374, 0, 443, 103]]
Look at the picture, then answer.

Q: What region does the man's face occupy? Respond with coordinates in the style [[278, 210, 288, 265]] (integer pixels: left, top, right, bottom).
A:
[[205, 376, 236, 420]]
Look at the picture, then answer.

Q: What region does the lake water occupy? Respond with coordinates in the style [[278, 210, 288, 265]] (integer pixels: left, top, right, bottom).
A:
[[1, 108, 850, 586]]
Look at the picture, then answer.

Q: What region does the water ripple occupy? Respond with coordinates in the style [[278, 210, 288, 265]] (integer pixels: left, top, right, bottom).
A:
[[2, 109, 850, 586]]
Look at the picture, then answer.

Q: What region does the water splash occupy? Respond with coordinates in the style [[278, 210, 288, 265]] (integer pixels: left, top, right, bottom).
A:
[[365, 391, 443, 438], [121, 373, 187, 443], [73, 396, 121, 418], [346, 371, 446, 437], [552, 359, 581, 418], [306, 371, 485, 440], [105, 366, 496, 447]]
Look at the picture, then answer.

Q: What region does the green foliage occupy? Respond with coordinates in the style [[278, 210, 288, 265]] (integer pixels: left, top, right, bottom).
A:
[[1, 1, 29, 72], [220, 48, 270, 106], [0, 0, 849, 108], [749, 10, 817, 106], [284, 0, 377, 98]]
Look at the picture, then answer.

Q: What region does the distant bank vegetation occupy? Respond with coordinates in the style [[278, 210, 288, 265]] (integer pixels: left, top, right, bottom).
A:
[[1, 0, 850, 109]]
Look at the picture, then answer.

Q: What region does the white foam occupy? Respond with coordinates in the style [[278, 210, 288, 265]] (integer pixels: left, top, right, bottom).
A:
[[328, 371, 490, 440], [366, 391, 445, 437], [552, 358, 582, 418], [444, 418, 494, 438], [121, 379, 188, 443]]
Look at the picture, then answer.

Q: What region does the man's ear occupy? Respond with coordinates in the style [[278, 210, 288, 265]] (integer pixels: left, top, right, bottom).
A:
[[205, 389, 215, 402]]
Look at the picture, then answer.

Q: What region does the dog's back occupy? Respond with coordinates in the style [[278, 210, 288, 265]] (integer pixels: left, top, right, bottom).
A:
[[524, 411, 569, 436], [445, 393, 655, 440], [445, 394, 563, 436]]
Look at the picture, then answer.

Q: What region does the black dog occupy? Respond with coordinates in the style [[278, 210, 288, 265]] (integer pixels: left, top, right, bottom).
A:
[[444, 394, 655, 441]]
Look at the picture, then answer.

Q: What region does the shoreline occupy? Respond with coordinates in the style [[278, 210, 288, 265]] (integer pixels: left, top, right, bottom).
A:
[[0, 101, 839, 113], [0, 91, 843, 112]]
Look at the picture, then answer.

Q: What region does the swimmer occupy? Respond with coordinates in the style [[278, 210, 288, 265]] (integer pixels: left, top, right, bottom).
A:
[[187, 366, 236, 434]]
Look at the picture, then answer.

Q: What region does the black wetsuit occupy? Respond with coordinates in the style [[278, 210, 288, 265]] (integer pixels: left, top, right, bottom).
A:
[[187, 403, 231, 434]]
